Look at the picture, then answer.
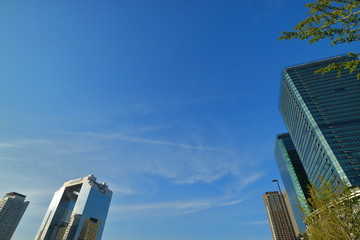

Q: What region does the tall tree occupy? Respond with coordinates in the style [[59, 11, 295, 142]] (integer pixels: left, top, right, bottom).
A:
[[279, 0, 360, 78], [300, 180, 360, 240]]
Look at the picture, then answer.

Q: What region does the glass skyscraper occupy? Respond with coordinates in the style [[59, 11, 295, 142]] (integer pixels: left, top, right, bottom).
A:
[[0, 192, 29, 240], [279, 55, 360, 188], [35, 174, 112, 240], [275, 133, 310, 234]]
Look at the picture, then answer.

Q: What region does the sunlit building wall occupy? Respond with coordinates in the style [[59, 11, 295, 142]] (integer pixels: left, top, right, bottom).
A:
[[35, 174, 112, 240], [282, 190, 298, 236], [0, 192, 29, 240]]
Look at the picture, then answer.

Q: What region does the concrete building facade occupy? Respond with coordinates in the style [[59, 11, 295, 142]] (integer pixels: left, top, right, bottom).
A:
[[263, 191, 296, 240]]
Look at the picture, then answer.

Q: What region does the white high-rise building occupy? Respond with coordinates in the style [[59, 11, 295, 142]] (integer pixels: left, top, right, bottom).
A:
[[0, 192, 30, 240], [35, 174, 112, 240]]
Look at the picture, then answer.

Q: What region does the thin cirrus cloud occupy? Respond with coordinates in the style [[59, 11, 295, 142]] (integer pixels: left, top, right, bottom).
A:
[[106, 183, 136, 195], [0, 139, 53, 148], [111, 197, 244, 215], [0, 156, 26, 162], [0, 129, 267, 191], [42, 130, 240, 186], [112, 135, 232, 153], [173, 171, 229, 185], [0, 143, 18, 148], [0, 128, 268, 206], [51, 130, 233, 153], [0, 130, 267, 180], [238, 220, 269, 225]]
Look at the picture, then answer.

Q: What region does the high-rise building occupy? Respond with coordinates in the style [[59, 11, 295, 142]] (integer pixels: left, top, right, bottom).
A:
[[35, 174, 112, 240], [263, 191, 296, 240], [279, 55, 360, 188], [0, 192, 30, 240], [275, 133, 310, 234]]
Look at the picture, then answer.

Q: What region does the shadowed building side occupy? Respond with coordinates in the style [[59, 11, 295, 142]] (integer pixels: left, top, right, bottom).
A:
[[0, 192, 29, 240], [275, 133, 310, 235]]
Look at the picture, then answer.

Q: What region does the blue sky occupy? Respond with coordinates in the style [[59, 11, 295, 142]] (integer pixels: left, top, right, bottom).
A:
[[0, 1, 358, 239]]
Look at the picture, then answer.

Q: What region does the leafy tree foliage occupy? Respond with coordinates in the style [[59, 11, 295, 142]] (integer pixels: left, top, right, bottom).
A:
[[279, 0, 360, 78], [300, 180, 360, 240]]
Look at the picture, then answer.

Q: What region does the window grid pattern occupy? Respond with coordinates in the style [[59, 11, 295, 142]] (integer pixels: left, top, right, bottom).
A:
[[0, 193, 29, 240], [263, 191, 297, 240], [279, 55, 360, 187]]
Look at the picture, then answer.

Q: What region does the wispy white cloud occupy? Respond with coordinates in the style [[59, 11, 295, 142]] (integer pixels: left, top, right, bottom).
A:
[[107, 183, 136, 195], [51, 130, 232, 153], [0, 125, 270, 220], [173, 171, 227, 185], [124, 124, 173, 134], [114, 135, 232, 153], [238, 220, 269, 226], [112, 200, 209, 212], [27, 128, 267, 190], [241, 172, 266, 187], [0, 143, 18, 148], [221, 198, 244, 206], [111, 197, 244, 215], [0, 139, 53, 148], [0, 156, 26, 162]]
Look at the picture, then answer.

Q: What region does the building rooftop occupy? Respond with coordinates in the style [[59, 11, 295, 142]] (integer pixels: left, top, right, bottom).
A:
[[6, 192, 26, 198]]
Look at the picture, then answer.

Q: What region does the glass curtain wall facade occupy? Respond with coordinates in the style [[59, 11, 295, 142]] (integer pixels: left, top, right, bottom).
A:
[[35, 175, 112, 240], [275, 133, 310, 234], [279, 55, 360, 187], [0, 192, 29, 240]]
